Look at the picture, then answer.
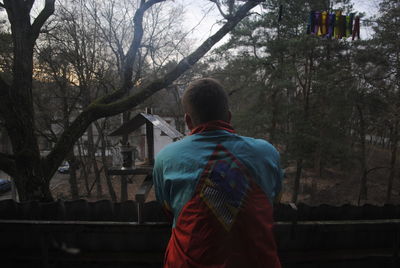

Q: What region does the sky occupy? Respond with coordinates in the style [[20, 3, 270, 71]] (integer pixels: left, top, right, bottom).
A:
[[180, 0, 381, 46], [1, 0, 380, 56], [352, 0, 381, 38], [25, 0, 380, 45]]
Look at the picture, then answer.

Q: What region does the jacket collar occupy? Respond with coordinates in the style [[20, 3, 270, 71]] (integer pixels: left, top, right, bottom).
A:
[[189, 120, 235, 135]]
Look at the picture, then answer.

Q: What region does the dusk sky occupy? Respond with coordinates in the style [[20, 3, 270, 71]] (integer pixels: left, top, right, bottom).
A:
[[181, 0, 381, 45], [23, 0, 381, 54]]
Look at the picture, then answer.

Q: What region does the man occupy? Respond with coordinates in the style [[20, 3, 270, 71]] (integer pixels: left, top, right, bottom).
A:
[[153, 78, 282, 268]]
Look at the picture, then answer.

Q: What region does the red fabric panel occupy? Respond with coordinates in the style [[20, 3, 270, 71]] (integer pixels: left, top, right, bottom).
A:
[[164, 180, 281, 268]]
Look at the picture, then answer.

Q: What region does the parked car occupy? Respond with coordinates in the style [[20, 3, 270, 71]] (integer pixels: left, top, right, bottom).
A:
[[57, 161, 70, 174], [0, 178, 11, 193]]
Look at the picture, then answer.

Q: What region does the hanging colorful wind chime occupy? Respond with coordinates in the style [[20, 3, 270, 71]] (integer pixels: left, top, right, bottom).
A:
[[307, 11, 360, 40]]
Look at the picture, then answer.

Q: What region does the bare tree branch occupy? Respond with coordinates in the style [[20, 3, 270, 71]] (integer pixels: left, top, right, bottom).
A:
[[99, 0, 166, 104], [31, 0, 55, 41], [149, 3, 213, 72], [209, 0, 229, 19], [44, 0, 260, 177]]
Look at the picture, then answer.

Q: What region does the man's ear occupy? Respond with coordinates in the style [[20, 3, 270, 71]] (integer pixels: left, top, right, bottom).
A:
[[184, 113, 194, 130], [227, 111, 232, 123]]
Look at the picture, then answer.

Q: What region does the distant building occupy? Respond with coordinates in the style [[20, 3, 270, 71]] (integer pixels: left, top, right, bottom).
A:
[[108, 112, 187, 166], [128, 116, 184, 161]]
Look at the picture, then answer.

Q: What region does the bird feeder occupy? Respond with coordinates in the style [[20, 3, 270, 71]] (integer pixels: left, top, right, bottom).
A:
[[107, 108, 183, 223]]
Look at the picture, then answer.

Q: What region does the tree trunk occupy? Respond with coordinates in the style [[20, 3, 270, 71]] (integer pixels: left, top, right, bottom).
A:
[[60, 72, 79, 199], [95, 122, 117, 201], [77, 140, 91, 196], [270, 91, 278, 143], [292, 158, 303, 203], [87, 123, 103, 198], [13, 171, 53, 201], [0, 0, 56, 201], [120, 112, 130, 202], [291, 51, 313, 204], [93, 159, 102, 198], [386, 122, 398, 203], [356, 104, 368, 202], [67, 153, 79, 199], [2, 0, 53, 201]]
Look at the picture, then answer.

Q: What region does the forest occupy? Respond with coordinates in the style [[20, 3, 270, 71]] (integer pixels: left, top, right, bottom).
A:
[[0, 0, 399, 205]]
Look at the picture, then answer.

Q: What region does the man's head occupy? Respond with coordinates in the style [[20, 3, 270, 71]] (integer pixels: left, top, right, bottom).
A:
[[182, 78, 231, 130]]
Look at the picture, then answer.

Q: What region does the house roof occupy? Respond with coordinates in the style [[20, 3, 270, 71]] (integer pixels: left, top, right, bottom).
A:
[[109, 113, 184, 140]]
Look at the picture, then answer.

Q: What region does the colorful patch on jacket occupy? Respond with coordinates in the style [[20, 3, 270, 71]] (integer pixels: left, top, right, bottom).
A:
[[198, 144, 251, 231]]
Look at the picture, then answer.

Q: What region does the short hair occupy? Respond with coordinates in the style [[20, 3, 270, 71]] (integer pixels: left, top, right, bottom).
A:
[[182, 78, 229, 125]]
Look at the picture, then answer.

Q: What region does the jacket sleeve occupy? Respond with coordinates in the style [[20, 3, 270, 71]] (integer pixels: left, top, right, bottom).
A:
[[152, 155, 173, 220]]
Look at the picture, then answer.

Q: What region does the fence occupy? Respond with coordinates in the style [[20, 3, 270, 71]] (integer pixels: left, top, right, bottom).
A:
[[0, 200, 399, 268]]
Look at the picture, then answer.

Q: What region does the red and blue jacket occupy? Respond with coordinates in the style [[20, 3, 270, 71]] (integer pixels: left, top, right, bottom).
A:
[[153, 121, 283, 268]]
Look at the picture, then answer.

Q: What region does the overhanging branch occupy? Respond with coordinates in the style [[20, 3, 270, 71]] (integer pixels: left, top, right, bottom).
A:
[[44, 0, 260, 178], [95, 0, 261, 115], [31, 0, 55, 41]]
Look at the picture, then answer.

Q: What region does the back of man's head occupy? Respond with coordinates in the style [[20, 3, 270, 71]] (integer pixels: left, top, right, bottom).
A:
[[182, 78, 229, 126]]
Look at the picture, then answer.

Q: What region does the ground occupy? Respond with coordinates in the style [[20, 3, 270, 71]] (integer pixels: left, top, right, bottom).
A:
[[49, 144, 399, 206], [0, 144, 399, 205], [51, 172, 157, 202], [280, 144, 400, 205]]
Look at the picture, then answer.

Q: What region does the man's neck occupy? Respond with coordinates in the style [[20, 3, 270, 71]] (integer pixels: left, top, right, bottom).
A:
[[190, 120, 235, 135]]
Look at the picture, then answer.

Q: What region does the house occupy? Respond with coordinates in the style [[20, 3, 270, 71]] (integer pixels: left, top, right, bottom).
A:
[[108, 111, 185, 166]]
